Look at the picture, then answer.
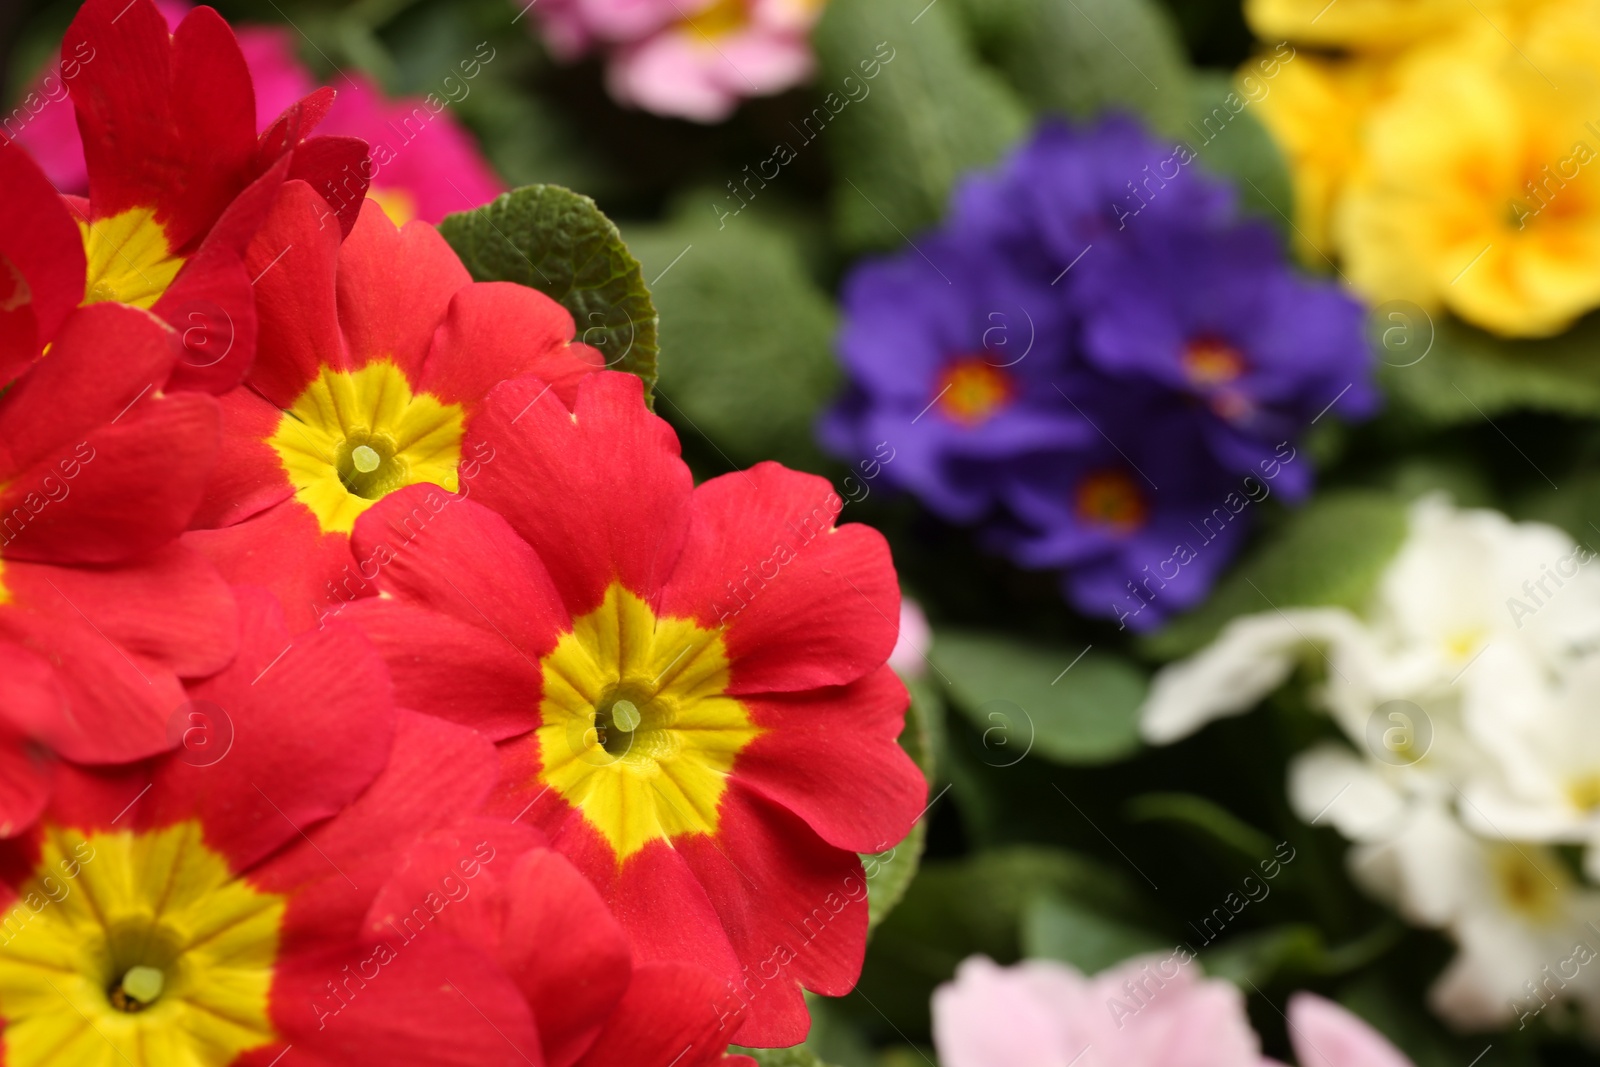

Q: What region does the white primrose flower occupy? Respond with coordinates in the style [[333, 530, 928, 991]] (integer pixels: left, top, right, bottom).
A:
[[1368, 495, 1600, 712], [1140, 608, 1371, 745], [1458, 652, 1600, 871], [1141, 495, 1600, 749], [1291, 751, 1600, 1031], [1147, 495, 1600, 1033]]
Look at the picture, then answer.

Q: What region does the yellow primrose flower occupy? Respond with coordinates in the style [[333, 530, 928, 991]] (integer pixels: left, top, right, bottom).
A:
[[1244, 0, 1515, 52], [1245, 53, 1388, 267], [1337, 19, 1600, 337]]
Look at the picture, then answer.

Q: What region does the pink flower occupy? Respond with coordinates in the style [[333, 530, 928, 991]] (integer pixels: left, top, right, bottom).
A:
[[9, 1, 502, 222], [534, 0, 683, 56], [1286, 994, 1414, 1067], [888, 597, 931, 678], [532, 0, 826, 123], [933, 954, 1274, 1067]]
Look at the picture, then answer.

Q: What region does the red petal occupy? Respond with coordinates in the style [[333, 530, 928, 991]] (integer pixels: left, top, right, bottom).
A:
[[0, 391, 219, 565], [674, 786, 871, 1046], [468, 372, 692, 615], [493, 849, 632, 1067], [192, 385, 295, 530], [0, 646, 63, 839], [257, 88, 337, 162], [363, 830, 626, 1067], [144, 587, 395, 872], [575, 962, 742, 1067], [0, 546, 235, 764], [15, 759, 147, 841], [517, 810, 746, 1021], [155, 241, 260, 395], [266, 936, 546, 1067], [67, 0, 257, 248], [736, 666, 925, 853], [417, 282, 603, 412], [335, 201, 469, 379], [198, 148, 293, 258], [244, 179, 346, 408], [183, 502, 365, 634], [345, 489, 567, 739], [659, 463, 900, 694], [8, 542, 236, 679], [360, 820, 549, 959], [0, 735, 52, 842], [0, 303, 179, 484], [255, 711, 501, 937], [0, 641, 69, 742], [0, 143, 84, 370], [286, 134, 371, 238]]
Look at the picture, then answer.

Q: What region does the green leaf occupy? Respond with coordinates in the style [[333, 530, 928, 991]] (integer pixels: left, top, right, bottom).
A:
[[799, 995, 879, 1067], [1184, 72, 1294, 233], [901, 671, 943, 783], [1022, 892, 1169, 974], [1204, 923, 1404, 989], [1378, 309, 1600, 423], [732, 1047, 840, 1067], [1515, 469, 1600, 546], [932, 631, 1147, 765], [1125, 793, 1277, 861], [864, 821, 928, 934], [958, 0, 1192, 134], [1201, 924, 1326, 987], [858, 670, 939, 936], [437, 185, 658, 403], [623, 217, 838, 468], [813, 0, 1030, 253], [1143, 490, 1410, 660]]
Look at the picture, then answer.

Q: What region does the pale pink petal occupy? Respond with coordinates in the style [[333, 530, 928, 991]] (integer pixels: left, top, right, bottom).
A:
[[1122, 981, 1264, 1067], [888, 598, 931, 678], [1287, 994, 1414, 1067], [709, 28, 815, 93], [932, 956, 1083, 1067], [608, 34, 741, 122], [577, 0, 689, 42]]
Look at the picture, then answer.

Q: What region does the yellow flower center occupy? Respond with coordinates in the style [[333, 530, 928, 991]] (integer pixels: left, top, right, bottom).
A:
[[1568, 774, 1600, 813], [936, 358, 1013, 427], [1074, 469, 1148, 535], [268, 360, 465, 535], [78, 207, 186, 310], [1442, 626, 1485, 661], [1181, 336, 1247, 386], [367, 186, 418, 228], [535, 583, 762, 862], [1489, 843, 1570, 924], [0, 822, 284, 1066], [684, 0, 749, 41]]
